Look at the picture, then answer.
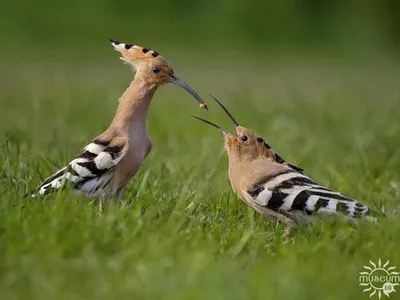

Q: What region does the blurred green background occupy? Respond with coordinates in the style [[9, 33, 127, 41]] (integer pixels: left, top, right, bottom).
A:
[[1, 1, 400, 300], [2, 0, 400, 61]]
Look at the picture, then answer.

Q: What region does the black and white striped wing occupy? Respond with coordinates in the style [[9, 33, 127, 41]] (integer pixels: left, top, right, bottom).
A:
[[35, 139, 125, 197], [245, 169, 376, 222]]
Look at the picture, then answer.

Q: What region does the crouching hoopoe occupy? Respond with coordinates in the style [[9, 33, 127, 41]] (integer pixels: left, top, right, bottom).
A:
[[33, 39, 207, 199], [193, 96, 378, 229]]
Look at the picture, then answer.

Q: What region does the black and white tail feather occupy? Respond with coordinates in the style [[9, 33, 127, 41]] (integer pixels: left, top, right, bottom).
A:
[[33, 138, 126, 198], [247, 134, 377, 223], [245, 167, 378, 224]]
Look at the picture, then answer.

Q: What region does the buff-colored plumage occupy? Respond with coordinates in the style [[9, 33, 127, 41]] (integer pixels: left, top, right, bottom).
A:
[[34, 39, 207, 200], [194, 96, 378, 229]]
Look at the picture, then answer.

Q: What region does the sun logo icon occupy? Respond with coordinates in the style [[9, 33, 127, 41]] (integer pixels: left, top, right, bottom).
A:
[[359, 259, 400, 298]]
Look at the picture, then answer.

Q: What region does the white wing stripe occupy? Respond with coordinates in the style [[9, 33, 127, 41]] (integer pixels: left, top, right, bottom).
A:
[[70, 160, 95, 178], [305, 195, 320, 212], [279, 186, 312, 194], [51, 179, 62, 189], [309, 187, 342, 195], [254, 189, 273, 206], [94, 152, 114, 170], [279, 187, 310, 211], [84, 143, 104, 155], [347, 203, 356, 217], [318, 199, 338, 214], [265, 172, 311, 190]]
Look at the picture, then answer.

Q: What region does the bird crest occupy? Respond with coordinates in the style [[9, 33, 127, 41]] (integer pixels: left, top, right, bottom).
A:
[[110, 39, 167, 65]]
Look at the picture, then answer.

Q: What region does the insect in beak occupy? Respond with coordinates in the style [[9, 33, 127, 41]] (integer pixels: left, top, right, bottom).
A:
[[192, 95, 242, 140], [169, 75, 208, 110]]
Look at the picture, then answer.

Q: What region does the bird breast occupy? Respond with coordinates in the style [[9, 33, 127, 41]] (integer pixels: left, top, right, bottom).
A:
[[117, 126, 152, 188]]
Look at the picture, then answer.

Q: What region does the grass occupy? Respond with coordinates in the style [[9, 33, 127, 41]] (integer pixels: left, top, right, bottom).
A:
[[0, 57, 399, 300]]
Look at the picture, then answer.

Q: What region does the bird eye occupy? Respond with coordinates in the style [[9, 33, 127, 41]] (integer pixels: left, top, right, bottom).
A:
[[241, 136, 248, 142], [152, 66, 161, 73]]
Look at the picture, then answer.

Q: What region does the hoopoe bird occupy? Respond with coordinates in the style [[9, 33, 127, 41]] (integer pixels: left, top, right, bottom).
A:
[[34, 39, 207, 199], [193, 96, 378, 229]]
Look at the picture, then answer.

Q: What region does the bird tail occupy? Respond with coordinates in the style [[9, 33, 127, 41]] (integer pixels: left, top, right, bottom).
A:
[[22, 188, 39, 198]]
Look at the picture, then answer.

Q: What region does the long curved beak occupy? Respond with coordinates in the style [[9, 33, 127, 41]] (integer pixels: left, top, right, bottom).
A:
[[209, 95, 239, 127], [191, 116, 235, 137], [169, 75, 208, 110]]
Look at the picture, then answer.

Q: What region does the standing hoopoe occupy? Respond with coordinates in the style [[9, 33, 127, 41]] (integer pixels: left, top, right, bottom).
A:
[[193, 96, 378, 229], [34, 39, 207, 199]]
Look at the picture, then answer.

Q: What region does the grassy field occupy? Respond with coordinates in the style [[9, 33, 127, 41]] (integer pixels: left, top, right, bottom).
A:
[[0, 56, 400, 300]]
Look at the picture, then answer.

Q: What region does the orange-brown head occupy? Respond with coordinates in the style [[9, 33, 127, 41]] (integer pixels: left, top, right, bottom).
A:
[[110, 39, 207, 109], [193, 96, 303, 171]]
